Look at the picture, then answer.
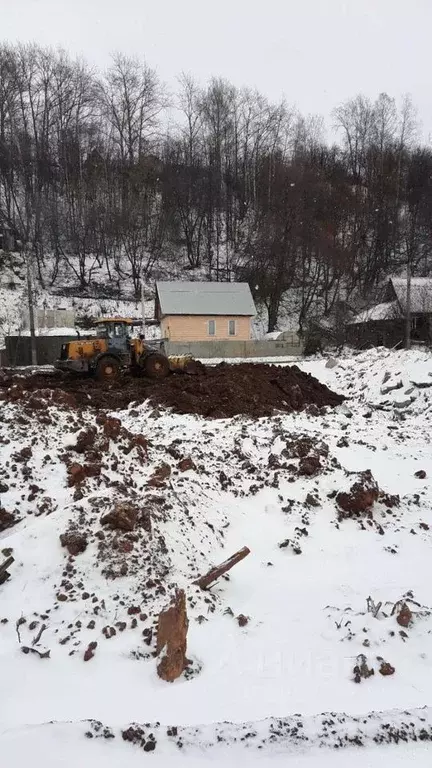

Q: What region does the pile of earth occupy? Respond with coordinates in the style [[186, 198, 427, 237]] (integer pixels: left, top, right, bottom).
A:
[[0, 363, 344, 418], [148, 363, 344, 418]]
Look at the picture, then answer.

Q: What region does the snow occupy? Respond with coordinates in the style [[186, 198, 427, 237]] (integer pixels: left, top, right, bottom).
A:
[[348, 300, 399, 324], [3, 723, 432, 768], [18, 326, 81, 337], [201, 355, 302, 366], [1, 347, 432, 764]]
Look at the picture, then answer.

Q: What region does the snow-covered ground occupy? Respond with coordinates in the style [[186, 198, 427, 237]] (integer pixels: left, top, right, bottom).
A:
[[1, 348, 432, 765]]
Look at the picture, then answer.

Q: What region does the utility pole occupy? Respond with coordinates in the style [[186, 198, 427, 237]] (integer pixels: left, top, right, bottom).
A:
[[141, 271, 146, 339], [405, 260, 412, 350], [25, 243, 37, 366]]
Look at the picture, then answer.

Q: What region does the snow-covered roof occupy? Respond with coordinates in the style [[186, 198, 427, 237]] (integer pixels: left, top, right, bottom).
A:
[[390, 277, 432, 313], [348, 300, 400, 325], [264, 331, 283, 340], [264, 329, 301, 341], [156, 281, 256, 317]]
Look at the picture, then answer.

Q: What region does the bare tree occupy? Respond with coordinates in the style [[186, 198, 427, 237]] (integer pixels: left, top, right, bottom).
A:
[[101, 53, 167, 165]]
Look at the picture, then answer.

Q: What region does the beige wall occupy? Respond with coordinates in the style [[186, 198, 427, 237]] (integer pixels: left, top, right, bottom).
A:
[[161, 315, 252, 342]]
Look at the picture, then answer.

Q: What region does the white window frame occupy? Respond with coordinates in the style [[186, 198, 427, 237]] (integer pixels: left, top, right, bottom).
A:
[[228, 319, 237, 336], [208, 319, 216, 336]]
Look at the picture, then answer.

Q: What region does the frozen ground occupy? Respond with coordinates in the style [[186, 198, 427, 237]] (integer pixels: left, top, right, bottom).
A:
[[1, 348, 432, 765]]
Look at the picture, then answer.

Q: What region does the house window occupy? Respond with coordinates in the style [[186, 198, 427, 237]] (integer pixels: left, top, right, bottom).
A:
[[208, 319, 216, 336], [228, 319, 236, 336]]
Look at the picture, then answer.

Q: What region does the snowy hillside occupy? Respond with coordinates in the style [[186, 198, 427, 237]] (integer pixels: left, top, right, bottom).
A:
[[1, 348, 432, 766], [0, 262, 156, 347], [0, 257, 303, 347]]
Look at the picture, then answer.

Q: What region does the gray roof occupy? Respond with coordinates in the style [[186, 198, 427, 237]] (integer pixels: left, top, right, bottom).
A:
[[156, 281, 256, 317], [390, 277, 432, 314]]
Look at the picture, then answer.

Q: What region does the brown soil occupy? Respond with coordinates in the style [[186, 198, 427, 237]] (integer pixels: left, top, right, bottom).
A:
[[0, 363, 343, 419]]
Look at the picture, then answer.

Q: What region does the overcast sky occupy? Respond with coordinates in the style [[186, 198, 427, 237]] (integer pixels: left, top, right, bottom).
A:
[[1, 0, 431, 141]]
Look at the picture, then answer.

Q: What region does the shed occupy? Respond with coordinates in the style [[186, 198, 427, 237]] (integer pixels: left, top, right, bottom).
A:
[[155, 281, 256, 342], [387, 277, 432, 315], [347, 276, 432, 347]]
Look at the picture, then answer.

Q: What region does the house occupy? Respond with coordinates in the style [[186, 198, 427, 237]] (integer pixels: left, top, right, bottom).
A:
[[155, 281, 256, 342], [347, 276, 432, 347]]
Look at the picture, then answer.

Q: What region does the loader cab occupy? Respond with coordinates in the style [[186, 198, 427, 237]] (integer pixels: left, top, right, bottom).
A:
[[94, 318, 133, 353]]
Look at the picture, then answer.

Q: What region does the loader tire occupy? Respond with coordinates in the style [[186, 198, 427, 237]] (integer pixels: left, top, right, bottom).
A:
[[96, 356, 120, 382], [143, 353, 170, 380]]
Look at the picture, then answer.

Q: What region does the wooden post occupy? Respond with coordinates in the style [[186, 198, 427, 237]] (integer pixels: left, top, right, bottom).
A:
[[193, 546, 250, 590], [141, 270, 146, 339], [26, 246, 38, 365], [405, 261, 412, 350], [0, 555, 14, 585]]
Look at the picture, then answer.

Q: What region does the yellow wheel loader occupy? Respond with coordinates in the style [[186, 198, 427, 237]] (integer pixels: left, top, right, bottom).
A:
[[54, 317, 202, 381]]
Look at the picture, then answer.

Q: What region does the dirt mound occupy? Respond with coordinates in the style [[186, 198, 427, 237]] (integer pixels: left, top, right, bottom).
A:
[[0, 363, 343, 418], [146, 363, 344, 418]]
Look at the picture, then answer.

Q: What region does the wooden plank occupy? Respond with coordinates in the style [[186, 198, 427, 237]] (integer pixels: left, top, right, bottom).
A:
[[193, 546, 250, 590], [0, 555, 14, 585]]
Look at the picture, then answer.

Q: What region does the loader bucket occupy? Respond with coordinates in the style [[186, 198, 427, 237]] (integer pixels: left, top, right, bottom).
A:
[[168, 356, 205, 375]]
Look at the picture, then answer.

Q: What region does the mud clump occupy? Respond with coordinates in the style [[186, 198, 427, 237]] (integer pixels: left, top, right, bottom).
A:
[[60, 531, 88, 556], [84, 641, 97, 661], [379, 661, 395, 676], [67, 462, 101, 486], [0, 364, 343, 419], [148, 463, 171, 488], [73, 427, 97, 454], [396, 603, 412, 628], [122, 727, 157, 752], [0, 508, 18, 532], [298, 455, 322, 476], [101, 417, 122, 440], [336, 470, 379, 520], [101, 503, 138, 532], [13, 446, 32, 462], [283, 436, 328, 459], [177, 457, 196, 472], [236, 614, 249, 627]]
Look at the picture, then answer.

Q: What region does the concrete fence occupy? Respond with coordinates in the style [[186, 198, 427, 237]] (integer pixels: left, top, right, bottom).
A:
[[5, 336, 76, 367], [4, 335, 303, 367], [23, 308, 76, 330], [164, 337, 303, 359]]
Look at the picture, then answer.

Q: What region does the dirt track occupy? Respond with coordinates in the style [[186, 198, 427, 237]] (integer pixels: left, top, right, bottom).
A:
[[0, 363, 344, 418]]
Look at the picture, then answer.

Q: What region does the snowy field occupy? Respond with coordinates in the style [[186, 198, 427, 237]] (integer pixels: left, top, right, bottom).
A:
[[1, 348, 432, 765]]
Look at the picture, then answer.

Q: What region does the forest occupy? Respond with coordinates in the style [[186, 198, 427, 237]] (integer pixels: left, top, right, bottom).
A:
[[1, 43, 432, 330]]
